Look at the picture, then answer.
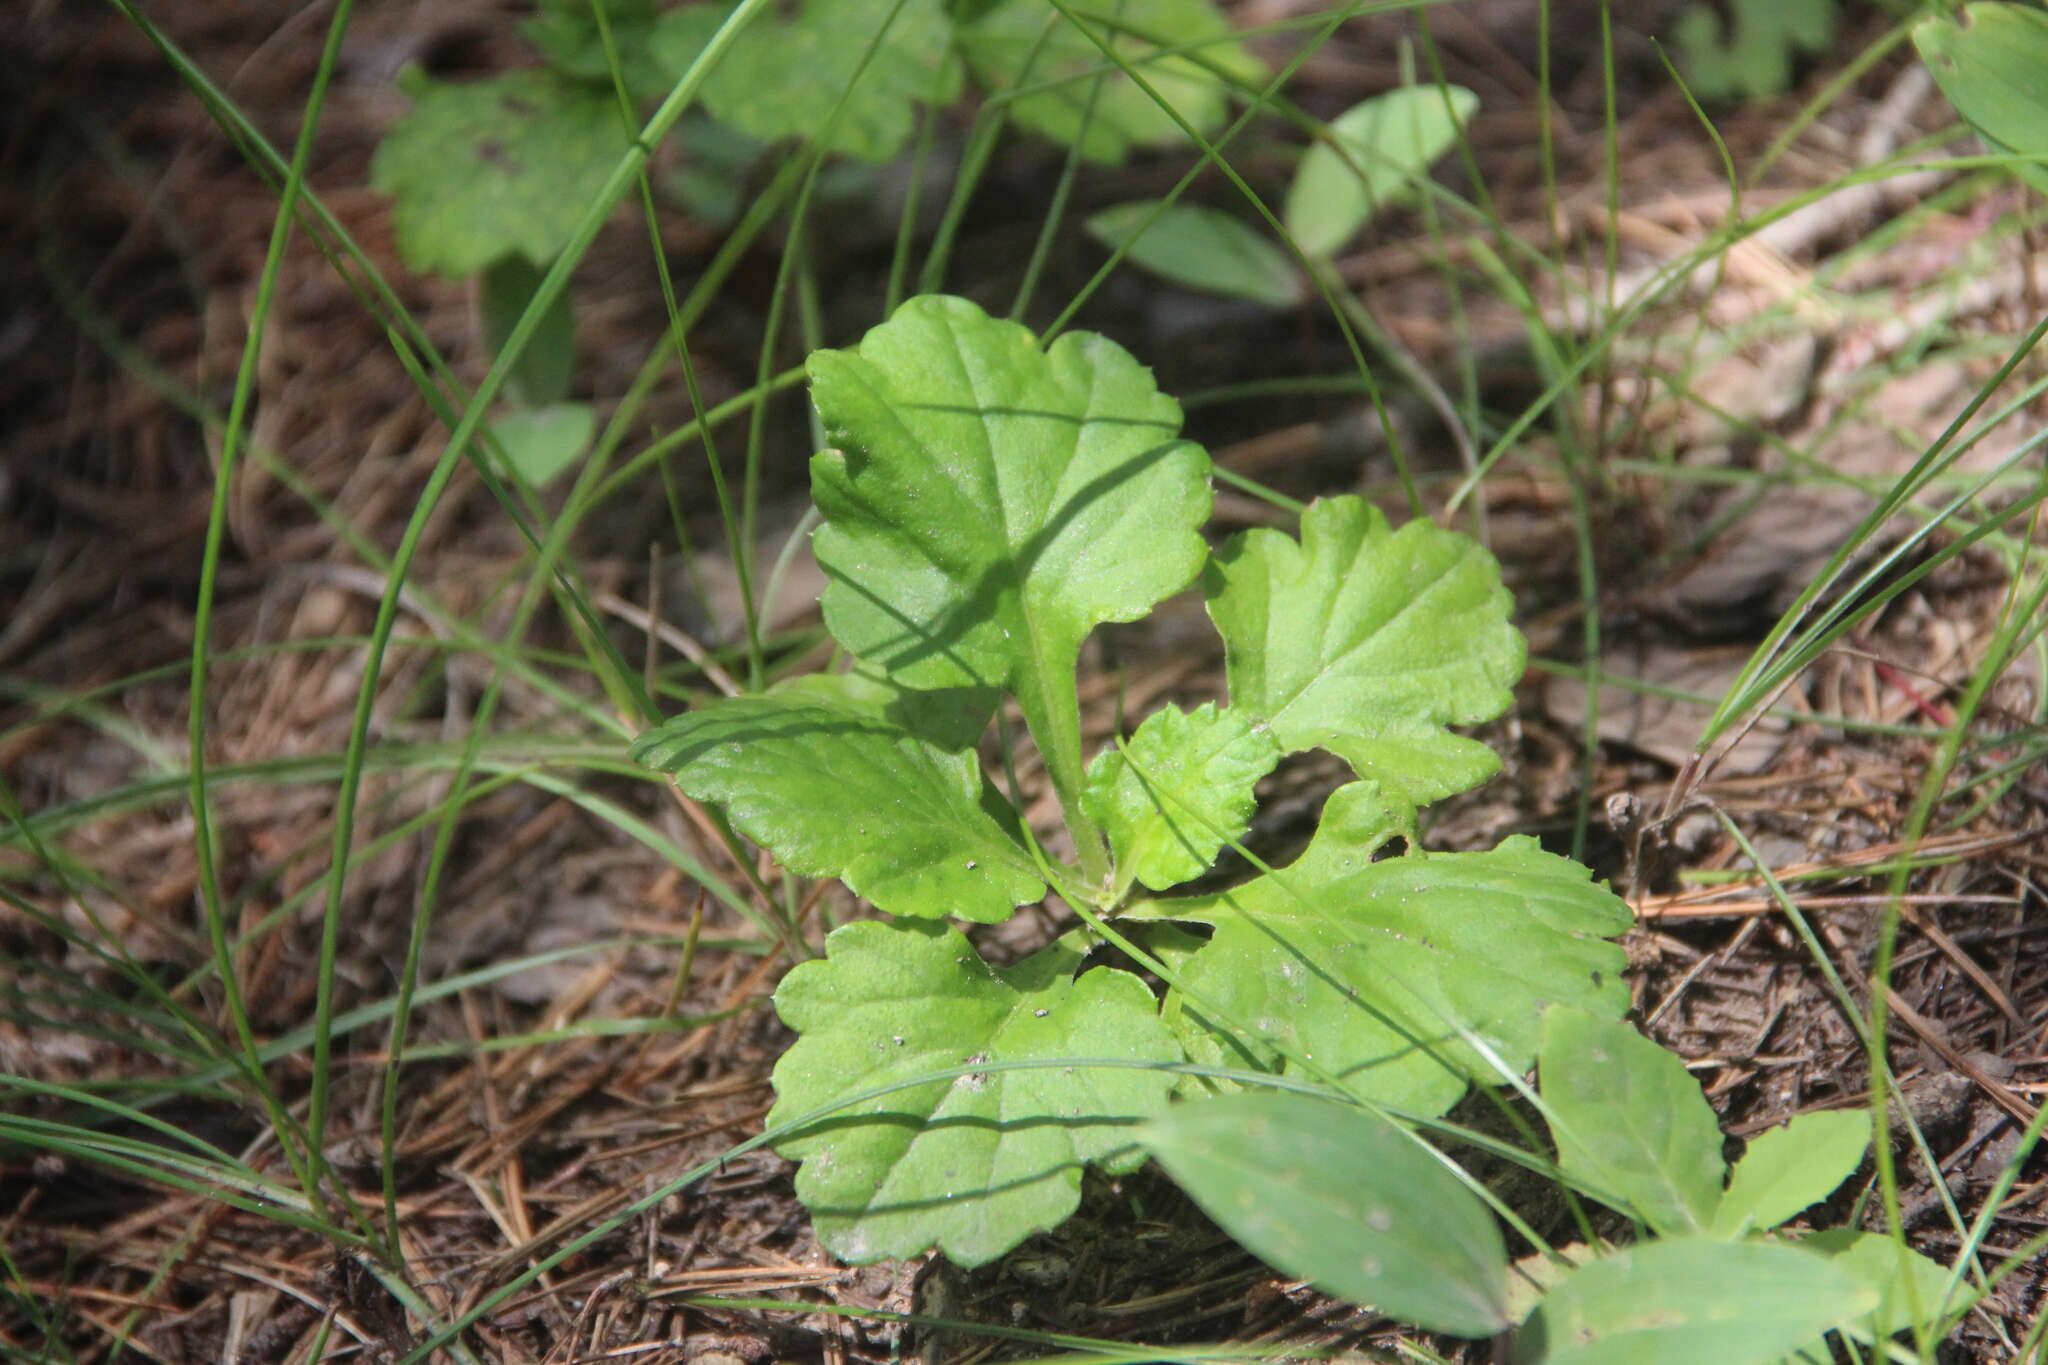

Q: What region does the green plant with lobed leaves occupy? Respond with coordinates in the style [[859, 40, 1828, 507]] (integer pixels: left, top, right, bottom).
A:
[[632, 291, 1638, 1266]]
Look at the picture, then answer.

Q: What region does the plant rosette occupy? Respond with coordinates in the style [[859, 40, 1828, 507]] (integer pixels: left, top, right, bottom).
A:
[[634, 293, 1635, 1267]]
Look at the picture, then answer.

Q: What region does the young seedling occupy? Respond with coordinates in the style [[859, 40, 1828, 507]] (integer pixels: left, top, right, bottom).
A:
[[633, 293, 1635, 1266], [1143, 1004, 1959, 1363], [1085, 81, 1479, 301]]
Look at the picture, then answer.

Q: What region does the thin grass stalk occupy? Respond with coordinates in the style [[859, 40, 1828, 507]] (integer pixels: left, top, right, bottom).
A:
[[738, 2, 924, 692], [0, 774, 231, 1070], [1866, 518, 2048, 1359], [178, 0, 358, 1232], [1701, 309, 2048, 749], [305, 0, 778, 1205], [1037, 0, 1423, 515], [887, 98, 944, 314], [919, 11, 1063, 296], [593, 6, 757, 709], [1009, 0, 1125, 322]]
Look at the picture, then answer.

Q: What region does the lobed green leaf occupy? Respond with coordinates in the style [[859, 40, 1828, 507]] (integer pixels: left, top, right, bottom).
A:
[[370, 69, 629, 277], [1133, 784, 1632, 1115], [960, 0, 1262, 164], [770, 920, 1181, 1266], [767, 665, 999, 754], [523, 0, 674, 103], [1207, 496, 1524, 805], [1083, 702, 1280, 892], [808, 295, 1212, 830], [1673, 0, 1836, 103], [652, 0, 961, 163], [631, 695, 1042, 922]]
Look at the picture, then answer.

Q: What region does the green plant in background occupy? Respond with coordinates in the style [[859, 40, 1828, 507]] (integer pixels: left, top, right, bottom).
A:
[[1671, 0, 1838, 103], [1145, 1007, 1958, 1362], [1914, 2, 2048, 196], [369, 0, 1265, 489], [1084, 81, 1480, 302], [372, 60, 624, 485], [634, 292, 1634, 1265]]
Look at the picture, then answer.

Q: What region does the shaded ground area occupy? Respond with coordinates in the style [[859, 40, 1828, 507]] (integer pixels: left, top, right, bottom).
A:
[[4, 2, 2045, 1361]]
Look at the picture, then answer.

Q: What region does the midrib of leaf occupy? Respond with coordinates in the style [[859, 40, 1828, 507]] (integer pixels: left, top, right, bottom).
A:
[[952, 313, 1109, 889]]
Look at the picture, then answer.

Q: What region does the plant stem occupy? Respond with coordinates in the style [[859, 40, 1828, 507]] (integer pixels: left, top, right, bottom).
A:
[[1009, 665, 1110, 894]]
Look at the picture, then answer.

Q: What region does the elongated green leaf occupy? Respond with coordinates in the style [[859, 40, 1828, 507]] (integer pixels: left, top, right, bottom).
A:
[[1914, 3, 2048, 194], [631, 696, 1042, 922], [1134, 784, 1632, 1115], [1517, 1237, 1875, 1365], [961, 0, 1263, 164], [1539, 1009, 1725, 1237], [490, 402, 595, 487], [1798, 1230, 1956, 1347], [652, 0, 961, 162], [479, 255, 577, 407], [1083, 703, 1280, 892], [1086, 201, 1301, 306], [770, 920, 1180, 1266], [1145, 1092, 1512, 1337], [1206, 496, 1524, 804], [809, 295, 1212, 814], [1711, 1110, 1869, 1237], [1283, 86, 1479, 258], [371, 69, 629, 276]]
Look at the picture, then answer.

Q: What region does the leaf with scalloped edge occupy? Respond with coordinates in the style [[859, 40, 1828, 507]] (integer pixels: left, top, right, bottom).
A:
[[1206, 495, 1524, 805], [1129, 782, 1631, 1115], [371, 69, 629, 277], [1675, 0, 1836, 103], [523, 0, 674, 102], [809, 295, 1212, 814], [1083, 703, 1281, 892], [961, 0, 1263, 164], [650, 0, 961, 163], [631, 695, 1041, 922], [769, 920, 1181, 1267]]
